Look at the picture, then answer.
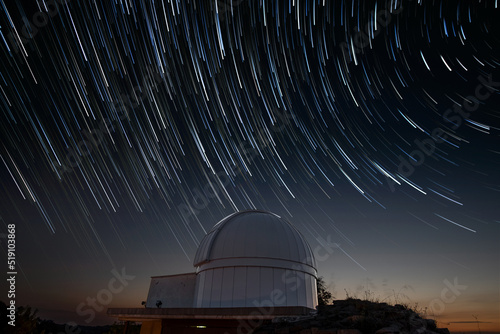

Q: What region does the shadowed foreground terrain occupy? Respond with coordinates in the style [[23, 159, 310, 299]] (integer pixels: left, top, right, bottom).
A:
[[1, 299, 454, 334], [254, 299, 450, 334]]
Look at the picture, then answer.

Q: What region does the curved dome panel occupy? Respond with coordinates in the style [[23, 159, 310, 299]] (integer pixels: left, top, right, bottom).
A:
[[193, 210, 316, 269]]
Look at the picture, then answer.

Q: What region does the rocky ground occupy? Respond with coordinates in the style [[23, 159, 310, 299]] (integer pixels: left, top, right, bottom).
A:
[[253, 299, 450, 334]]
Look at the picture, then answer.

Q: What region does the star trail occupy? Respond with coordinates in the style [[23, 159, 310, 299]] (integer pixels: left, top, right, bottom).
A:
[[0, 0, 499, 330]]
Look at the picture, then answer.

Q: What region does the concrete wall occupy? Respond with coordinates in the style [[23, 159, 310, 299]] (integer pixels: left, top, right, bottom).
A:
[[160, 319, 250, 334], [146, 273, 196, 308], [139, 320, 162, 334]]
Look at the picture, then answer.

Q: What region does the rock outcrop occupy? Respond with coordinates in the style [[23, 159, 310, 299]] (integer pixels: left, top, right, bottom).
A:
[[253, 299, 450, 334]]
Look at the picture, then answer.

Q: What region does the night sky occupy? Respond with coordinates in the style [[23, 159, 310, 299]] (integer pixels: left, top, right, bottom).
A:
[[0, 0, 499, 332]]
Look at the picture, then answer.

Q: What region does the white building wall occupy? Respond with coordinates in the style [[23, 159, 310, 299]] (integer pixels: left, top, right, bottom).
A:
[[193, 266, 317, 309], [146, 273, 196, 308]]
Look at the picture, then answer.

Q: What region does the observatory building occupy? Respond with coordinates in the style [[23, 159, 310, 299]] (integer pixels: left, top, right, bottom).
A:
[[108, 210, 318, 334]]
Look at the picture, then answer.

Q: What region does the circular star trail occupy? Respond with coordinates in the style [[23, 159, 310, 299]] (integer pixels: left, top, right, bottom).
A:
[[0, 0, 499, 262]]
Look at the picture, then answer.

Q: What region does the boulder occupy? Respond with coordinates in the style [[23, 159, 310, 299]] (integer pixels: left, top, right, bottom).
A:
[[336, 330, 363, 334], [341, 315, 365, 323], [376, 325, 402, 334], [433, 329, 450, 334]]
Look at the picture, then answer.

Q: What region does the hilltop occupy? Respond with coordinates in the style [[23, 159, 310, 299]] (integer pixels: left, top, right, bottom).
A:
[[254, 298, 450, 334]]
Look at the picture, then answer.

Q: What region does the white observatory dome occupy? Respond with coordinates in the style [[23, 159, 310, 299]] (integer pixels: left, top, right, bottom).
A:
[[192, 210, 318, 309]]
